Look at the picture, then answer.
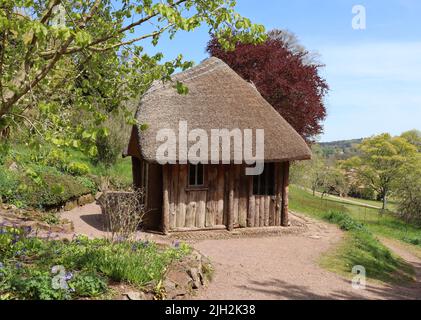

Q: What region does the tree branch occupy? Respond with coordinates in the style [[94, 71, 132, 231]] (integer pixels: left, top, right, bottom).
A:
[[0, 0, 101, 118]]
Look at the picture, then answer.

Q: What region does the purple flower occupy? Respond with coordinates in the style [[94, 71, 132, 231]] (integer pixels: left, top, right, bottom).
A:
[[15, 262, 22, 269], [65, 272, 73, 281], [22, 226, 32, 235], [0, 262, 4, 269], [0, 228, 6, 235], [173, 241, 180, 248]]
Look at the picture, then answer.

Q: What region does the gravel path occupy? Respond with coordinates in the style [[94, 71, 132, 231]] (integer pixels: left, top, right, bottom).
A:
[[194, 215, 421, 300], [61, 204, 421, 300]]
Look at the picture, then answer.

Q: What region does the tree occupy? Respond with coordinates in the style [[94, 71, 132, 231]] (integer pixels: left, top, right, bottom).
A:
[[343, 134, 418, 210], [0, 0, 265, 155], [291, 144, 325, 195], [401, 130, 421, 152], [396, 155, 421, 224], [207, 29, 328, 141]]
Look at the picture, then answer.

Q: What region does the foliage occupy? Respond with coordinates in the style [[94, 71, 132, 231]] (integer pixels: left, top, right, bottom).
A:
[[0, 0, 265, 156], [0, 226, 190, 300], [395, 154, 421, 225], [342, 133, 418, 210], [319, 139, 363, 161], [66, 162, 90, 176], [0, 164, 97, 209], [207, 29, 329, 141], [323, 211, 366, 232], [401, 130, 421, 152]]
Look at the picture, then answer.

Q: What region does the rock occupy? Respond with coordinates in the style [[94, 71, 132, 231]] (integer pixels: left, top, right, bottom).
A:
[[64, 200, 78, 211], [8, 162, 18, 172], [124, 291, 146, 300], [77, 194, 94, 206], [163, 279, 177, 292], [188, 268, 201, 289]]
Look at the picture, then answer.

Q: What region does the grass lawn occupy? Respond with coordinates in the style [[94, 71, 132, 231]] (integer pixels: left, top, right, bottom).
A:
[[290, 185, 421, 248], [289, 185, 420, 284]]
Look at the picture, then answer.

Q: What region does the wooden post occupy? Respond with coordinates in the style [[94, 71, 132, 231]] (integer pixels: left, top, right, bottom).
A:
[[281, 161, 290, 227], [227, 166, 235, 231], [162, 165, 170, 234], [247, 176, 255, 227]]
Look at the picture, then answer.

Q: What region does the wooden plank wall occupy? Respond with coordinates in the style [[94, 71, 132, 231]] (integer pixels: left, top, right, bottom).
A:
[[163, 163, 286, 231]]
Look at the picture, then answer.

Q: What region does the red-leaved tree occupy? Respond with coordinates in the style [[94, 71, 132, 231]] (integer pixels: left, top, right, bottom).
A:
[[207, 30, 328, 141]]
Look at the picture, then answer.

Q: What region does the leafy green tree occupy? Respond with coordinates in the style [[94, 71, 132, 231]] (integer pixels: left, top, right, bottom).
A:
[[0, 0, 265, 156], [396, 155, 421, 224], [401, 129, 421, 152], [343, 133, 418, 210]]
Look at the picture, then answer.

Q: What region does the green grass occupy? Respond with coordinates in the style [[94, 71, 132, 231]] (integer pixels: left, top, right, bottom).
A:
[[320, 211, 414, 284], [289, 186, 421, 284], [67, 148, 133, 189], [290, 185, 421, 248]]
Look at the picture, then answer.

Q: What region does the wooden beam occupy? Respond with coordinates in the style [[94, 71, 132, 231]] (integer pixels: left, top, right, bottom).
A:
[[281, 161, 290, 227], [247, 175, 255, 227], [227, 166, 235, 231], [162, 165, 170, 235]]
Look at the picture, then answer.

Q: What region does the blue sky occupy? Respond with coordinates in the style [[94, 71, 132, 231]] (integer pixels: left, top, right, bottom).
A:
[[139, 0, 421, 142]]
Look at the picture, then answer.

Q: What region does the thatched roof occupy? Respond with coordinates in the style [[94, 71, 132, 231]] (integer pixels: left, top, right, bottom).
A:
[[129, 57, 311, 163]]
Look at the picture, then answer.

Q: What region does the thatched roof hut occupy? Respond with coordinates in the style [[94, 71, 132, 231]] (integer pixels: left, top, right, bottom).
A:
[[127, 57, 311, 162], [126, 57, 311, 234]]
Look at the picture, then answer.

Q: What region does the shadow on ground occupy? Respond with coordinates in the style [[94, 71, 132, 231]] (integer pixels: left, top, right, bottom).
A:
[[79, 214, 106, 232], [236, 275, 420, 300]]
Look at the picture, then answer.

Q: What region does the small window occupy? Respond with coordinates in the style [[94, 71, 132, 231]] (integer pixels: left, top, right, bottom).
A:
[[253, 163, 275, 196], [188, 164, 204, 187]]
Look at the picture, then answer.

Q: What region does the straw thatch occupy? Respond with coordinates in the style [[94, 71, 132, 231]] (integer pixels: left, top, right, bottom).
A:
[[130, 57, 311, 162]]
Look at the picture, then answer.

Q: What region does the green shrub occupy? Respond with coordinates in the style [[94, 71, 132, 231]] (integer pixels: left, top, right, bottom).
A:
[[403, 237, 421, 246], [66, 162, 90, 176], [44, 149, 68, 171], [323, 211, 367, 232], [68, 272, 107, 297]]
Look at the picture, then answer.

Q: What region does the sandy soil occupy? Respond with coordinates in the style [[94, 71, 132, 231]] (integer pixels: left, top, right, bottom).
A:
[[61, 204, 421, 300]]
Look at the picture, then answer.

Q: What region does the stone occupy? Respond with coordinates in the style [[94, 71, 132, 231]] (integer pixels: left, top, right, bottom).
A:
[[124, 291, 146, 300], [64, 200, 78, 211], [188, 268, 201, 289], [8, 162, 18, 172], [163, 279, 177, 292], [77, 194, 95, 206]]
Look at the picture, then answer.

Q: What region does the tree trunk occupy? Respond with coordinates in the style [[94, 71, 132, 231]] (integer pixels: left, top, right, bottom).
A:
[[382, 195, 387, 211]]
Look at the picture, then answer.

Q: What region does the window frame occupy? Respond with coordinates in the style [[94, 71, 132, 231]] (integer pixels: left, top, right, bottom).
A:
[[188, 163, 205, 188]]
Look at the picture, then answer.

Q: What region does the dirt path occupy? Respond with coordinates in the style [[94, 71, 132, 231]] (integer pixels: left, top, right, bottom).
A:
[[379, 238, 421, 299], [62, 204, 420, 300], [194, 214, 421, 300]]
